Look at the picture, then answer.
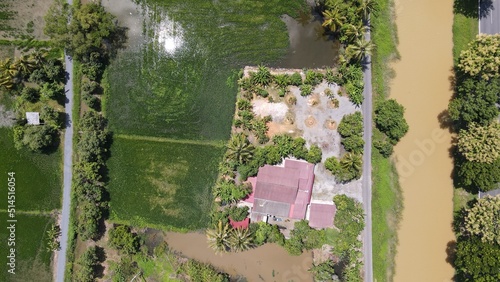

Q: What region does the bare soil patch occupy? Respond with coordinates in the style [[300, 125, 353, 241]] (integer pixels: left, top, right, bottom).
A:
[[0, 0, 52, 40]]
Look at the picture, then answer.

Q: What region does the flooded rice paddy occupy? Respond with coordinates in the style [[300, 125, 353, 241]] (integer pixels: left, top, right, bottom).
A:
[[391, 0, 455, 281], [103, 0, 339, 279]]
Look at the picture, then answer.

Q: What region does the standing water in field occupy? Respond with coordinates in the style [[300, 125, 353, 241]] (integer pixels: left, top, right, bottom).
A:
[[391, 0, 455, 281]]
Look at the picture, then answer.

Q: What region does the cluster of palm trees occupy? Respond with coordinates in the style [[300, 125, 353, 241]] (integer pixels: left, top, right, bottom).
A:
[[206, 221, 254, 254], [320, 0, 376, 63], [0, 50, 47, 89]]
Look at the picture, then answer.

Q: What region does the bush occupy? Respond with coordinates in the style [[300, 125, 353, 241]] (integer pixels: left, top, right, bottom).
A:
[[83, 93, 100, 109], [373, 128, 393, 157], [325, 153, 363, 183], [304, 69, 324, 86], [75, 246, 100, 282], [236, 98, 252, 111], [180, 260, 230, 282], [306, 144, 322, 164], [345, 82, 363, 105], [228, 206, 249, 222], [21, 124, 56, 152], [250, 65, 272, 86], [289, 72, 303, 86], [76, 200, 102, 241], [20, 87, 39, 103], [375, 99, 409, 144], [108, 225, 140, 254], [257, 88, 269, 98], [40, 82, 64, 100], [41, 106, 61, 129], [299, 84, 313, 96], [250, 222, 285, 246], [82, 80, 100, 94], [273, 73, 291, 88]]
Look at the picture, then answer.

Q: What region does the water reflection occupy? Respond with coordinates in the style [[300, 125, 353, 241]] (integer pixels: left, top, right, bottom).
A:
[[156, 16, 184, 55]]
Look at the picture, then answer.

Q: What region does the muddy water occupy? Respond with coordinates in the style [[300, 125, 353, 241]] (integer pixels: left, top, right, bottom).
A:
[[165, 232, 313, 281], [390, 0, 455, 281]]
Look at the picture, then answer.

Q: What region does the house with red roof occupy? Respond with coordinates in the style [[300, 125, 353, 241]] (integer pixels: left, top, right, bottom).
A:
[[244, 159, 336, 229]]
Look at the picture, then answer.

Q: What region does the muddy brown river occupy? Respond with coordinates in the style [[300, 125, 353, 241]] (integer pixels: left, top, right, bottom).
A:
[[165, 232, 313, 281], [391, 0, 455, 281]]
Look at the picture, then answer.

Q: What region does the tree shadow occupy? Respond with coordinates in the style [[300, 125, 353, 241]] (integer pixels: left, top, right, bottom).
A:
[[107, 25, 128, 60], [445, 240, 456, 266], [94, 246, 106, 278], [454, 0, 493, 18], [437, 109, 454, 132]]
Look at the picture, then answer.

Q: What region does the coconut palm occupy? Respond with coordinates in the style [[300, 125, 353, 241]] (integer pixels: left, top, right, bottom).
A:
[[345, 38, 375, 62], [344, 23, 368, 43], [12, 55, 36, 76], [322, 9, 345, 33], [0, 74, 14, 89], [206, 221, 231, 254], [357, 0, 378, 21], [228, 227, 253, 252], [251, 65, 272, 86], [340, 153, 362, 177], [29, 50, 47, 67], [226, 133, 254, 164]]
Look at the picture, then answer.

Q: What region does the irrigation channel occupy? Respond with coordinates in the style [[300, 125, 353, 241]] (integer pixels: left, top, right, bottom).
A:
[[391, 0, 455, 281], [101, 0, 340, 280]]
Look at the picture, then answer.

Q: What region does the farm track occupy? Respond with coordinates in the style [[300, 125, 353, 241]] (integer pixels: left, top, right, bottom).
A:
[[115, 134, 226, 147]]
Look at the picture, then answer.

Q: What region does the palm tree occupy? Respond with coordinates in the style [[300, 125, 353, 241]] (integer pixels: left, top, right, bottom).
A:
[[322, 9, 345, 33], [229, 227, 253, 252], [0, 74, 14, 89], [29, 50, 47, 67], [12, 55, 36, 76], [357, 0, 378, 21], [345, 38, 375, 62], [207, 221, 231, 254], [226, 133, 254, 164], [340, 153, 362, 177], [344, 23, 368, 43]]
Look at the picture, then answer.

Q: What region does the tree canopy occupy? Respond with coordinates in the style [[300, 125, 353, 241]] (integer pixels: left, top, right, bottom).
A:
[[456, 157, 500, 192], [458, 122, 500, 164], [374, 99, 408, 144], [458, 34, 500, 80], [448, 78, 500, 127], [463, 196, 500, 245], [454, 236, 500, 281]]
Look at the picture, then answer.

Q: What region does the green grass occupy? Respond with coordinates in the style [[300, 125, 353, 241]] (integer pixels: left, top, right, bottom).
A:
[[106, 0, 307, 140], [0, 212, 54, 282], [370, 0, 403, 280], [371, 0, 399, 99], [371, 150, 402, 282], [136, 253, 179, 281], [452, 14, 478, 62], [107, 136, 225, 231], [0, 127, 62, 211]]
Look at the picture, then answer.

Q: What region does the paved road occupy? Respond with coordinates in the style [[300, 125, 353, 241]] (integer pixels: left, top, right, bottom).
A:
[[55, 53, 74, 282], [361, 28, 373, 282], [480, 0, 500, 34]]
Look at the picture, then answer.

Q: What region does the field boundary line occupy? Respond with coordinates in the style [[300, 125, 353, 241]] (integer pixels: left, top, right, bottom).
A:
[[115, 134, 226, 147]]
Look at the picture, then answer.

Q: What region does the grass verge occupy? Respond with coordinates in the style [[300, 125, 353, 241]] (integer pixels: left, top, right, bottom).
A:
[[370, 0, 403, 280], [107, 137, 225, 231], [452, 14, 478, 62]]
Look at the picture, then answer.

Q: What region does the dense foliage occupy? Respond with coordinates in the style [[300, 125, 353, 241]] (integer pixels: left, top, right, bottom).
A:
[[457, 34, 500, 80], [462, 196, 500, 245], [108, 225, 140, 254], [374, 99, 409, 144], [458, 122, 500, 164], [338, 111, 364, 153]]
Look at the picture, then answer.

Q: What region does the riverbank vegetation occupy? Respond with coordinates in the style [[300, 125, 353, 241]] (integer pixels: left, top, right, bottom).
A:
[[364, 0, 404, 280], [448, 33, 500, 280]]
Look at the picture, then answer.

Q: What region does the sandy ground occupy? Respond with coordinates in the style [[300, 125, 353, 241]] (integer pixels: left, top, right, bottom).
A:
[[391, 0, 455, 281], [0, 105, 15, 127], [0, 0, 52, 40], [248, 67, 363, 203]]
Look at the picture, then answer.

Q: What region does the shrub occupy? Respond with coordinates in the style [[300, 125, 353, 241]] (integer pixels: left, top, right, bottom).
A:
[[20, 87, 39, 103], [250, 222, 285, 246], [257, 88, 269, 98], [21, 124, 57, 152], [83, 93, 100, 109], [250, 65, 272, 86], [40, 82, 64, 100], [238, 77, 252, 91], [375, 99, 409, 144], [304, 69, 324, 86], [75, 246, 100, 282], [228, 206, 249, 222], [299, 84, 313, 96], [373, 128, 393, 157], [345, 82, 363, 105], [306, 144, 322, 164], [108, 225, 140, 254], [278, 88, 286, 97], [180, 260, 230, 282], [41, 105, 61, 129], [273, 73, 291, 88], [289, 72, 303, 86], [82, 80, 100, 94], [236, 98, 252, 111]]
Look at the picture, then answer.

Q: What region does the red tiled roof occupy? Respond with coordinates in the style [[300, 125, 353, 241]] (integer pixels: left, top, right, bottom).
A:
[[254, 165, 299, 204], [308, 203, 336, 229], [244, 177, 257, 203], [229, 217, 250, 229]]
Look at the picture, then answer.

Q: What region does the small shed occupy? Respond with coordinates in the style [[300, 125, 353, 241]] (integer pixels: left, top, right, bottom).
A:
[[26, 112, 40, 125], [308, 203, 336, 229]]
